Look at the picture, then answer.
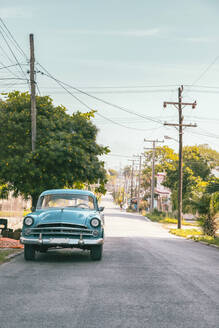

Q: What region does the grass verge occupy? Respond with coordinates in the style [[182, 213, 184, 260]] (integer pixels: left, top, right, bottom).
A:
[[169, 229, 219, 247], [0, 249, 21, 264], [146, 213, 199, 226], [169, 228, 202, 238], [191, 236, 219, 247]]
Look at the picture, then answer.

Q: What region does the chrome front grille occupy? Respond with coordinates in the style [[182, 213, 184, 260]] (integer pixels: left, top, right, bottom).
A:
[[25, 222, 93, 237]]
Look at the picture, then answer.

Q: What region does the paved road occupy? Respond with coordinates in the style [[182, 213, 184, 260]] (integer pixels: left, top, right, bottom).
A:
[[0, 195, 218, 328]]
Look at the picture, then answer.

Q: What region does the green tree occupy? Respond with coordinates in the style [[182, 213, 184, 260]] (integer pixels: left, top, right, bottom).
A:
[[198, 144, 219, 169], [142, 145, 218, 213], [0, 91, 109, 207], [191, 180, 219, 237]]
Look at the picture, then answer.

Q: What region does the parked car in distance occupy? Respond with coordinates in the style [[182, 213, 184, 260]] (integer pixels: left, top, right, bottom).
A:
[[20, 189, 104, 261]]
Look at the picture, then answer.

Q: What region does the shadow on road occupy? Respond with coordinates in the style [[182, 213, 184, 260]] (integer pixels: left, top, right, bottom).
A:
[[35, 249, 92, 263]]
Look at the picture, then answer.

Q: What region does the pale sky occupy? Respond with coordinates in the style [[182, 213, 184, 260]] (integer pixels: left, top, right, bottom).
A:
[[1, 0, 219, 169]]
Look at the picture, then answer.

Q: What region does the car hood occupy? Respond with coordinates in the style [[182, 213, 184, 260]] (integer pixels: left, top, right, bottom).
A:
[[31, 208, 97, 226]]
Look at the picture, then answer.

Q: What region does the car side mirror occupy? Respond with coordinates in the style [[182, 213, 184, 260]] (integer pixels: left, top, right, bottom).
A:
[[99, 206, 104, 212]]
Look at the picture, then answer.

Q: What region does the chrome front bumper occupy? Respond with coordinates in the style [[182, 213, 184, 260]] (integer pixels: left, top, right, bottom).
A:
[[20, 236, 104, 246]]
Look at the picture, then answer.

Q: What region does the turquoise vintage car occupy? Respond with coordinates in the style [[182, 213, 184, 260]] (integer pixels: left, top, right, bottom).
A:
[[20, 189, 104, 261]]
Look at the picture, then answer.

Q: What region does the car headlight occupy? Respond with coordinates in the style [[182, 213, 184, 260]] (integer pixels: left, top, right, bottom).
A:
[[90, 218, 100, 228], [24, 217, 34, 226]]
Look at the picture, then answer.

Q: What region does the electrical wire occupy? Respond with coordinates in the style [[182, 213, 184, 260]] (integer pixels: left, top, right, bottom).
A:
[[191, 56, 219, 86], [0, 49, 21, 78], [41, 72, 161, 131], [0, 26, 28, 82], [0, 63, 21, 70], [37, 63, 163, 125], [0, 18, 29, 60]]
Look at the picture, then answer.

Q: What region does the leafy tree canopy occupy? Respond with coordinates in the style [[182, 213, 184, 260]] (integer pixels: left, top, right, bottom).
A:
[[142, 145, 219, 212], [0, 91, 109, 206]]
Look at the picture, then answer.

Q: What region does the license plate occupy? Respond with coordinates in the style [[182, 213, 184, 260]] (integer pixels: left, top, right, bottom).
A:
[[50, 238, 69, 244]]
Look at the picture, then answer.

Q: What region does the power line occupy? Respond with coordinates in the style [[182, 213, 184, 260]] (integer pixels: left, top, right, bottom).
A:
[[0, 50, 22, 78], [0, 77, 27, 80], [0, 26, 28, 82], [36, 88, 176, 95], [186, 130, 219, 140], [38, 70, 161, 131], [191, 55, 219, 86], [0, 63, 21, 70], [0, 18, 29, 60], [37, 63, 163, 125]]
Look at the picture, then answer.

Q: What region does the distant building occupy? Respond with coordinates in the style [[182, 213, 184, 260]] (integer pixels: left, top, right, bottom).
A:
[[154, 172, 172, 212]]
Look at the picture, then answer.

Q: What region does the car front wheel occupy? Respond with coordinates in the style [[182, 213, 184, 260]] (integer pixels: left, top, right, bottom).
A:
[[24, 245, 36, 261], [90, 245, 103, 261]]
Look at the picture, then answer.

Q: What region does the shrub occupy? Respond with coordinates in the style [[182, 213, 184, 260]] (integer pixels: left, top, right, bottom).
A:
[[199, 215, 217, 237]]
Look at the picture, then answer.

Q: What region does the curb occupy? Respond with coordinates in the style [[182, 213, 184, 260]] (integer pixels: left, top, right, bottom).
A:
[[167, 230, 219, 249], [5, 250, 23, 261], [178, 236, 219, 249], [194, 240, 219, 249]]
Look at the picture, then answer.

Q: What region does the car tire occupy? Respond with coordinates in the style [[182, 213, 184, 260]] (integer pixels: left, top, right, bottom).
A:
[[90, 245, 103, 261], [24, 245, 36, 261]]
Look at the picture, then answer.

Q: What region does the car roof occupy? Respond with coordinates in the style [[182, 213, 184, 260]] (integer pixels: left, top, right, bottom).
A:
[[40, 189, 96, 198]]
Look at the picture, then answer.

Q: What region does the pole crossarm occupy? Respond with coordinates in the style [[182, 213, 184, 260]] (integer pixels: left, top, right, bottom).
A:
[[144, 139, 164, 143], [164, 101, 197, 108], [164, 122, 197, 127]]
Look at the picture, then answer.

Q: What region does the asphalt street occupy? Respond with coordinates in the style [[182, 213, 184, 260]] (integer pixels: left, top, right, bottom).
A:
[[0, 195, 218, 328]]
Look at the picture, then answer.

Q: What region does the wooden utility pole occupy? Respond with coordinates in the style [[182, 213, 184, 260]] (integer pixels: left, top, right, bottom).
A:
[[137, 156, 142, 213], [130, 160, 134, 201], [29, 34, 36, 151], [163, 85, 197, 229], [128, 159, 135, 203], [144, 139, 164, 212], [133, 155, 142, 212]]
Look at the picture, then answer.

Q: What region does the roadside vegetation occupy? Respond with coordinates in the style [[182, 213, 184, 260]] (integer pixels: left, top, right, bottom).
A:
[[191, 236, 219, 247], [0, 92, 109, 208], [0, 249, 21, 264], [170, 228, 202, 238], [170, 229, 219, 247], [146, 211, 199, 226]]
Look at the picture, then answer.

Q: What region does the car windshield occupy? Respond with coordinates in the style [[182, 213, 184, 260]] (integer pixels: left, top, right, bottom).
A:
[[37, 194, 95, 210]]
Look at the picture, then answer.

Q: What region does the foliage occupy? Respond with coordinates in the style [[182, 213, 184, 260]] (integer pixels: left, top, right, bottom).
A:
[[142, 145, 219, 213], [160, 217, 198, 226], [139, 200, 149, 211], [0, 249, 21, 264], [198, 144, 219, 169], [108, 169, 118, 177], [112, 187, 125, 205], [206, 178, 219, 193], [169, 228, 202, 238], [0, 184, 10, 199], [191, 236, 219, 247], [146, 211, 165, 222], [123, 166, 131, 178], [146, 212, 198, 226], [163, 146, 212, 212], [189, 190, 219, 237], [0, 91, 109, 206]]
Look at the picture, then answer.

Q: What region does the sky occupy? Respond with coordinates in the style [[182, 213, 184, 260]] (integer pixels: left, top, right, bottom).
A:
[[1, 0, 219, 170]]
